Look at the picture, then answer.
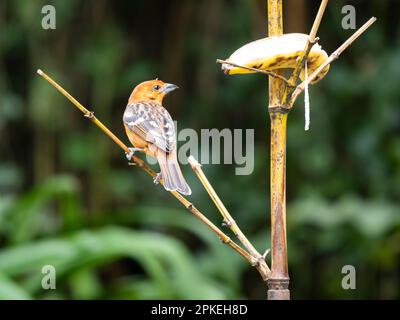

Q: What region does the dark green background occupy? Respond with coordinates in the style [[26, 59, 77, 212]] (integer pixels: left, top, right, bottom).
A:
[[0, 0, 399, 299]]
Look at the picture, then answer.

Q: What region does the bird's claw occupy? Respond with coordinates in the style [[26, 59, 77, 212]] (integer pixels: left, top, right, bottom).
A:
[[153, 173, 162, 185], [125, 147, 143, 161]]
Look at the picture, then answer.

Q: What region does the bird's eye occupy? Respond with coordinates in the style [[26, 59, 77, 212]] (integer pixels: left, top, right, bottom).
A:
[[153, 85, 161, 91]]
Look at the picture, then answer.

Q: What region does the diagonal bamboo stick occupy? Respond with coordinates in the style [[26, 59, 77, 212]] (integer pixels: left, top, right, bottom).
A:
[[281, 0, 329, 107], [188, 156, 270, 278], [289, 17, 377, 106], [308, 0, 329, 42], [36, 69, 271, 280], [215, 59, 293, 86]]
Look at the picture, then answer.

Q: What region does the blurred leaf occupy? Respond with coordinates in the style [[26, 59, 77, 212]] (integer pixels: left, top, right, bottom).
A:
[[0, 274, 31, 300], [4, 175, 80, 243], [0, 227, 229, 299]]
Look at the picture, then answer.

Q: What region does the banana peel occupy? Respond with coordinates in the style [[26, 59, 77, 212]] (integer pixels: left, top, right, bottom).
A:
[[221, 33, 329, 84]]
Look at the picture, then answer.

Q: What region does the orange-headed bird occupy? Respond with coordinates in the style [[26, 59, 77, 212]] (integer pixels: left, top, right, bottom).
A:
[[123, 80, 191, 195]]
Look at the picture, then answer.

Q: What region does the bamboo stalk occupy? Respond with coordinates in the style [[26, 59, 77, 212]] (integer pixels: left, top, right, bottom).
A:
[[268, 111, 289, 299], [267, 0, 290, 300], [36, 69, 265, 272], [188, 156, 271, 279]]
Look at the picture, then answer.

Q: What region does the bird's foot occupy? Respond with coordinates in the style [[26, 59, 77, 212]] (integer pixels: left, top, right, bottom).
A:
[[153, 172, 162, 185], [125, 147, 143, 161]]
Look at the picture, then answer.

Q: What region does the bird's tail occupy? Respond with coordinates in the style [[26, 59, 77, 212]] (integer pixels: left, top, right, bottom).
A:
[[157, 150, 192, 195]]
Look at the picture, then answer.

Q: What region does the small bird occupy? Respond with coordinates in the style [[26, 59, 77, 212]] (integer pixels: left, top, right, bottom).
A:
[[123, 80, 192, 195]]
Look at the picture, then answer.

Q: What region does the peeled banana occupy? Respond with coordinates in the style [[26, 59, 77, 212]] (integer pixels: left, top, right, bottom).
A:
[[221, 33, 329, 84]]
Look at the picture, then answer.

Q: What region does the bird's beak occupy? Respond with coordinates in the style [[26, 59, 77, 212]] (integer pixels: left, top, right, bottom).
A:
[[162, 83, 179, 94]]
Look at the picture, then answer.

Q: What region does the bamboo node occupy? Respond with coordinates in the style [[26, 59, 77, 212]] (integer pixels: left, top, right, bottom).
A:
[[332, 52, 340, 60], [268, 106, 290, 114], [267, 278, 290, 290], [251, 256, 262, 267], [186, 203, 193, 210], [222, 218, 236, 228], [219, 236, 230, 244], [84, 111, 95, 119], [310, 36, 320, 45]]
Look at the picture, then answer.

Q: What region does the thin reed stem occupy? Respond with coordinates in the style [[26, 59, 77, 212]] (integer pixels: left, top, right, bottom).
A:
[[289, 17, 377, 106], [282, 0, 329, 107], [188, 156, 270, 279], [216, 59, 293, 86]]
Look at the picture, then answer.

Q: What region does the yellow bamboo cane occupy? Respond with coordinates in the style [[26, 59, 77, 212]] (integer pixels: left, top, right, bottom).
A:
[[267, 0, 290, 300]]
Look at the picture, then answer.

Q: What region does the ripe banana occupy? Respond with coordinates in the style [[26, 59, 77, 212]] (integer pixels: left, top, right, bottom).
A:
[[221, 33, 329, 84]]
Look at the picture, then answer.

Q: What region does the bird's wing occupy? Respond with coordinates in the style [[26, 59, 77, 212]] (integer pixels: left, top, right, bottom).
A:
[[123, 102, 176, 153]]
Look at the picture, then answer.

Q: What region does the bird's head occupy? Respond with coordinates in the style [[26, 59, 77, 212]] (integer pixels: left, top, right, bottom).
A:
[[128, 79, 179, 104]]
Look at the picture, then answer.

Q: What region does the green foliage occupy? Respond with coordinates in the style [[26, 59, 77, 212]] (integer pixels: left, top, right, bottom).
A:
[[0, 178, 241, 299], [0, 226, 233, 299]]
